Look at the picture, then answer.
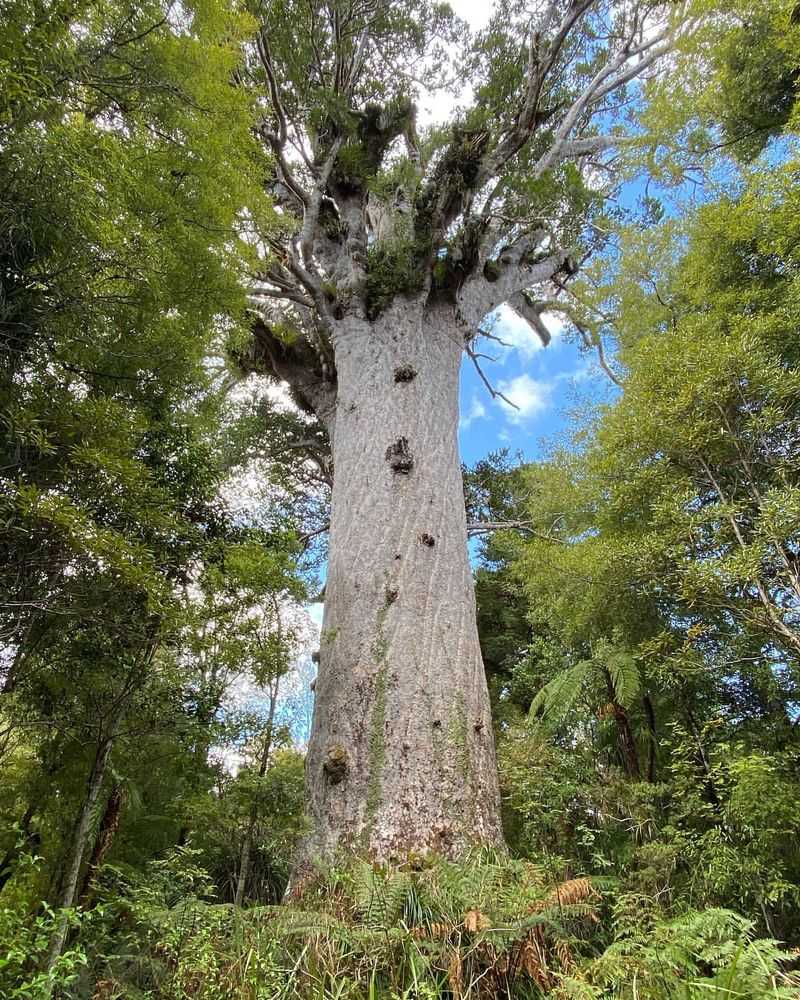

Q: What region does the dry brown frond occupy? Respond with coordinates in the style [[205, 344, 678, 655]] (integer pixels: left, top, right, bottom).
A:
[[533, 877, 598, 912], [91, 981, 122, 1000], [463, 908, 491, 933], [410, 920, 456, 940], [555, 936, 575, 971], [515, 930, 551, 990]]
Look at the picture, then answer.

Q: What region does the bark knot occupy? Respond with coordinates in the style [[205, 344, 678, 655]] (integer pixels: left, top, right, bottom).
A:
[[386, 437, 413, 474], [393, 365, 417, 383], [323, 744, 348, 785]]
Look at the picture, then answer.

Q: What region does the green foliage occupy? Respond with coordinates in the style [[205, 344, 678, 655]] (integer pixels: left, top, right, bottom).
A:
[[191, 748, 308, 904], [365, 231, 424, 320], [0, 3, 308, 986], [585, 907, 799, 999], [469, 84, 800, 966], [0, 853, 89, 999], [528, 660, 591, 727], [71, 851, 598, 998], [629, 0, 799, 183], [713, 2, 800, 161], [50, 852, 798, 999]]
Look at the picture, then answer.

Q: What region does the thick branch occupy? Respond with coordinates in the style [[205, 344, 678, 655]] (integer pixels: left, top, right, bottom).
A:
[[482, 0, 596, 180], [241, 319, 337, 436], [457, 244, 571, 330], [505, 290, 555, 348]]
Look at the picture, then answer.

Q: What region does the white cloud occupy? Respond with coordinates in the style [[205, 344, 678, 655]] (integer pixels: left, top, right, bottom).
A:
[[554, 359, 596, 386], [307, 602, 324, 627], [448, 0, 493, 30], [541, 311, 567, 342], [417, 1, 493, 125], [459, 394, 487, 429], [494, 306, 541, 359], [486, 304, 567, 361], [495, 373, 551, 423]]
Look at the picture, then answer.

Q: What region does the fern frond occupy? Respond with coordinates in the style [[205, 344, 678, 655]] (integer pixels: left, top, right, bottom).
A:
[[409, 919, 457, 940], [463, 909, 491, 933], [351, 861, 412, 929], [605, 649, 640, 707], [447, 947, 463, 997], [533, 877, 598, 912], [515, 930, 551, 990], [529, 661, 591, 724]]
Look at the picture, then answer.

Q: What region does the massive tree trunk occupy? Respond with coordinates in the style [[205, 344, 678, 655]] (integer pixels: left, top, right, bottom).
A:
[[247, 0, 682, 867], [303, 303, 503, 862]]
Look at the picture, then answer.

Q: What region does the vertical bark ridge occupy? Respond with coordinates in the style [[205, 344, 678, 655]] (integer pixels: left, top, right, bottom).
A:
[[303, 304, 503, 862]]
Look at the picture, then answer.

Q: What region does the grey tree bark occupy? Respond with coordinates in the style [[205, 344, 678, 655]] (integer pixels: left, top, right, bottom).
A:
[[302, 303, 503, 861]]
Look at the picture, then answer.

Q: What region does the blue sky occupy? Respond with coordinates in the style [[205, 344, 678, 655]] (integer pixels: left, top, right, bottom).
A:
[[457, 309, 614, 467], [431, 0, 629, 467]]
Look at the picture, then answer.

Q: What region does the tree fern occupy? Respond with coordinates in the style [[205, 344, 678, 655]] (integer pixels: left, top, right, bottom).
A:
[[603, 649, 641, 708], [528, 660, 591, 726]]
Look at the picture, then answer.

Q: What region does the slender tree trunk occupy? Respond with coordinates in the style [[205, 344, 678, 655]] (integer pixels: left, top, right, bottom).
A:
[[685, 705, 721, 809], [235, 678, 279, 906], [78, 785, 126, 906], [303, 305, 504, 862], [602, 668, 641, 780], [612, 703, 642, 780], [43, 637, 156, 988], [44, 730, 116, 980]]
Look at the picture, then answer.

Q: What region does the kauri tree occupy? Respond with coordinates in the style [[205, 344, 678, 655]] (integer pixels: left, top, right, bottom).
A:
[[241, 0, 696, 862]]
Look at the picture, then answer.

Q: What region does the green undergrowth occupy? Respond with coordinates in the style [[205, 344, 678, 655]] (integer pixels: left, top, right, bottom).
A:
[[13, 848, 797, 1000]]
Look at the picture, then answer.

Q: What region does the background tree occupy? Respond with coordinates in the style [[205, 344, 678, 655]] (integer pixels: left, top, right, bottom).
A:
[[0, 0, 306, 981], [473, 143, 800, 944]]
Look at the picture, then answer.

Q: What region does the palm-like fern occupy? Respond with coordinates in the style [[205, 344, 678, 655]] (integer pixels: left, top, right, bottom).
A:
[[528, 660, 591, 724]]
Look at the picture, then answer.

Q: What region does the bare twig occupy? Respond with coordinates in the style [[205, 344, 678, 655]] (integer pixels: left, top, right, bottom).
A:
[[466, 521, 565, 544]]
